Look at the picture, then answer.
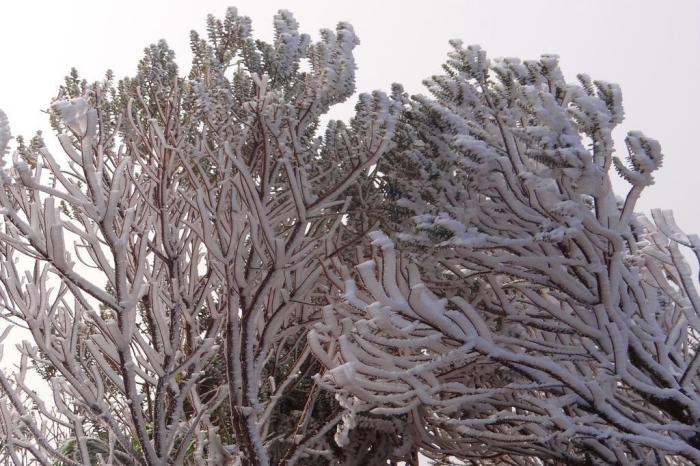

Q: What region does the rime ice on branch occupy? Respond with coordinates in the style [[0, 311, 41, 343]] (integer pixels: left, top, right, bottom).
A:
[[312, 44, 700, 465], [0, 8, 400, 466], [0, 9, 698, 466]]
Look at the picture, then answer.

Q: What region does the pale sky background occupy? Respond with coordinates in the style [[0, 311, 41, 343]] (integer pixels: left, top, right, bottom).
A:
[[1, 0, 698, 236]]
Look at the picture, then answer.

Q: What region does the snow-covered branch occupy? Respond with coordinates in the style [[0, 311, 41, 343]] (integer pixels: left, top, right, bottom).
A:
[[313, 45, 700, 465]]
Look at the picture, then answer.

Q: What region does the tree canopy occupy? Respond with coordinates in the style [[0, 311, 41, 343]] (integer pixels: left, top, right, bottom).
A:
[[0, 7, 698, 466]]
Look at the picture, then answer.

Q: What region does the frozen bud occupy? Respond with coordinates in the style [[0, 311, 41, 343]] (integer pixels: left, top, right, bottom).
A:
[[52, 97, 90, 136]]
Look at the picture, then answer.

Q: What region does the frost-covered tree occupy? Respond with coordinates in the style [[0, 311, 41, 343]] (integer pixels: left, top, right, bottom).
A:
[[311, 43, 700, 465], [0, 8, 403, 466], [0, 7, 699, 466]]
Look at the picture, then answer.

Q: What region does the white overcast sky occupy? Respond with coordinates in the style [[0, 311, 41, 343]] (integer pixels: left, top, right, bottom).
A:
[[1, 0, 698, 235]]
